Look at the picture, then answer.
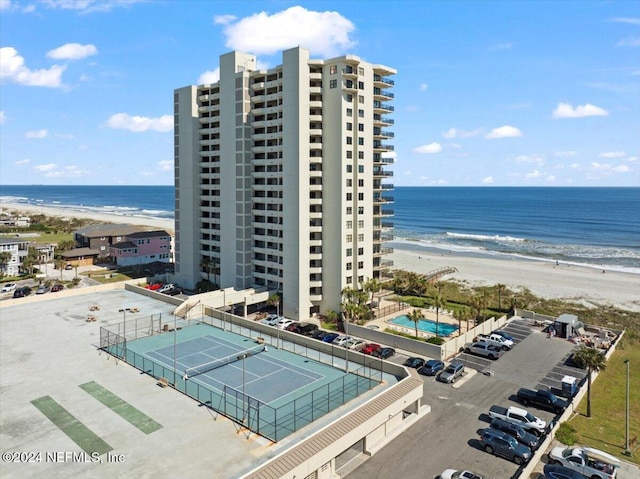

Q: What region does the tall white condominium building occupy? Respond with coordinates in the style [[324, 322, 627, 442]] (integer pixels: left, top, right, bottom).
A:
[[173, 47, 395, 321]]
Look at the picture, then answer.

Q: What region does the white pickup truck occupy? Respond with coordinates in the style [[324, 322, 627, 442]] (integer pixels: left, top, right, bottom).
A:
[[549, 446, 620, 479], [488, 405, 547, 436], [476, 333, 514, 350]]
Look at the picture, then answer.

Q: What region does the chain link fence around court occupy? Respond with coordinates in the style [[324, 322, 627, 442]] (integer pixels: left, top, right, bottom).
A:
[[99, 312, 382, 442]]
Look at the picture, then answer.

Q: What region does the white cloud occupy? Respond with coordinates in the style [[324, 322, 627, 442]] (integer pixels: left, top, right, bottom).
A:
[[214, 14, 236, 25], [612, 165, 630, 172], [552, 102, 608, 119], [419, 83, 428, 91], [40, 0, 147, 14], [198, 67, 220, 85], [609, 17, 640, 25], [0, 0, 12, 10], [218, 6, 356, 57], [25, 129, 48, 139], [569, 163, 582, 170], [486, 125, 522, 139], [616, 36, 640, 47], [0, 110, 5, 124], [37, 164, 92, 178], [47, 43, 98, 60], [0, 47, 66, 87], [413, 142, 442, 154], [490, 42, 513, 50], [0, 0, 32, 12], [515, 154, 545, 165], [33, 163, 57, 172], [546, 175, 556, 182], [15, 158, 30, 165], [158, 160, 173, 171], [525, 169, 542, 179], [625, 156, 638, 163], [589, 162, 630, 173], [106, 113, 173, 132], [442, 127, 481, 139], [599, 151, 626, 158], [481, 176, 494, 184]]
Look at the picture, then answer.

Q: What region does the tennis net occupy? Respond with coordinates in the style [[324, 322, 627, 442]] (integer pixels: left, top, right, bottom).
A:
[[184, 344, 265, 379]]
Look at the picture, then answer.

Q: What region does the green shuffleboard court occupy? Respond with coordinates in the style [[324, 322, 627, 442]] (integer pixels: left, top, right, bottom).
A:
[[31, 396, 113, 455], [79, 381, 163, 434]]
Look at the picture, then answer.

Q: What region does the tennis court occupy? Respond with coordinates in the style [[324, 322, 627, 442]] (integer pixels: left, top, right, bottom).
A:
[[100, 317, 381, 441]]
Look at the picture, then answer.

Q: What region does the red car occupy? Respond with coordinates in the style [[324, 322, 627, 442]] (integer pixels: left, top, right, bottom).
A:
[[145, 283, 163, 291], [51, 284, 64, 292], [361, 343, 381, 355]]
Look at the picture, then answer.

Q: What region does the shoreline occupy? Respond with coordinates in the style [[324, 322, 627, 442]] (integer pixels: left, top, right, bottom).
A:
[[2, 201, 639, 313]]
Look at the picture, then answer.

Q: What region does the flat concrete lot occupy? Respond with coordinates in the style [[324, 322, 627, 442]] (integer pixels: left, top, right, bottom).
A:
[[0, 289, 285, 479], [348, 319, 581, 479]]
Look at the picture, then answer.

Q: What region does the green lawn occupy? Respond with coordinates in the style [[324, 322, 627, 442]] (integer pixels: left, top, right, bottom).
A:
[[567, 343, 640, 464]]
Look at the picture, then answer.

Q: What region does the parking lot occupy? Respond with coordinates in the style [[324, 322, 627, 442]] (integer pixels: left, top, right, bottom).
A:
[[347, 318, 587, 479]]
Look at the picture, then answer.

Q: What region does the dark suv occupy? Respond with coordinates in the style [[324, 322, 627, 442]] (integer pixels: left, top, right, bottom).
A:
[[13, 286, 32, 298], [489, 417, 539, 450], [479, 428, 532, 465]]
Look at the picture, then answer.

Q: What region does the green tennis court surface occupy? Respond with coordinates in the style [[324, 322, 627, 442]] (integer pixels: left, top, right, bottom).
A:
[[31, 396, 113, 455], [79, 381, 162, 434]]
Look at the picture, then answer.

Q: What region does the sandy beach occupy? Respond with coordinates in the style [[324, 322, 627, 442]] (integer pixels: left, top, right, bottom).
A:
[[3, 201, 639, 312]]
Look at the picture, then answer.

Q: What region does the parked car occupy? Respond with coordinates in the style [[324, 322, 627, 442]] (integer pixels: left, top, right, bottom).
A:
[[284, 322, 301, 332], [332, 335, 354, 347], [297, 323, 319, 336], [321, 333, 340, 343], [309, 329, 331, 341], [475, 333, 513, 350], [361, 343, 381, 355], [162, 287, 182, 296], [491, 330, 514, 342], [463, 342, 503, 360], [542, 464, 585, 479], [548, 446, 620, 479], [440, 470, 486, 479], [418, 359, 445, 376], [36, 285, 51, 294], [276, 318, 296, 330], [479, 428, 532, 465], [516, 388, 568, 413], [371, 347, 395, 359], [50, 284, 64, 292], [346, 339, 367, 351], [64, 264, 73, 270], [260, 314, 282, 326], [403, 357, 425, 369], [2, 283, 17, 292], [145, 282, 163, 291], [13, 286, 31, 298], [489, 417, 539, 450], [488, 405, 547, 436], [157, 283, 176, 293], [437, 360, 465, 383]]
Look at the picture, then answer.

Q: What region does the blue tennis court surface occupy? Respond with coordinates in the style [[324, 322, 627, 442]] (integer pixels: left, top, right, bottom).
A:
[[102, 320, 380, 441]]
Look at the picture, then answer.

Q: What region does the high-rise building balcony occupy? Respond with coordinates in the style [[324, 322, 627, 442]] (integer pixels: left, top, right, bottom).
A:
[[251, 81, 266, 90], [373, 75, 395, 87], [373, 101, 394, 112]]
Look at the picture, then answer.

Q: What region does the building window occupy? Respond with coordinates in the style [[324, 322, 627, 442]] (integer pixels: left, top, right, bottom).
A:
[[358, 234, 364, 241], [346, 248, 352, 257], [358, 165, 364, 173], [330, 65, 337, 74], [358, 137, 364, 145], [346, 165, 352, 172], [346, 137, 352, 145], [345, 94, 353, 102], [346, 276, 353, 284], [359, 95, 364, 103], [358, 81, 364, 90], [346, 179, 352, 187], [358, 151, 364, 159], [346, 122, 353, 131], [359, 109, 364, 118], [346, 234, 352, 242], [346, 262, 352, 270], [358, 193, 364, 200], [358, 206, 364, 214], [346, 108, 353, 117], [358, 67, 364, 75], [358, 179, 364, 187], [346, 151, 352, 159], [330, 79, 337, 88], [358, 247, 364, 255], [358, 123, 364, 131], [358, 261, 364, 269], [358, 220, 364, 228], [346, 220, 352, 228], [358, 275, 364, 284], [347, 207, 352, 215], [346, 193, 352, 201]]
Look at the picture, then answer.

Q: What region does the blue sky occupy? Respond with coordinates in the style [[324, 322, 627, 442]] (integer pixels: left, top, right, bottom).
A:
[[1, 0, 639, 186]]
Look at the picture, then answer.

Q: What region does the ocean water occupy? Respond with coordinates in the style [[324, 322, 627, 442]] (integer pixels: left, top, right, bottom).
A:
[[1, 185, 638, 274]]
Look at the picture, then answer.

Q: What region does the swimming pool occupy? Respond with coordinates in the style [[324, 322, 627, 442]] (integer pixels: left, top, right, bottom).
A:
[[390, 315, 458, 336]]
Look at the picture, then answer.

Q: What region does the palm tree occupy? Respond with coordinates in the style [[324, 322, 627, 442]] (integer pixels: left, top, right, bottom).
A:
[[0, 251, 11, 277], [54, 258, 66, 280], [573, 345, 607, 418], [267, 293, 281, 316], [469, 294, 483, 324], [199, 256, 212, 282], [495, 283, 506, 311], [453, 308, 464, 336], [407, 308, 424, 339], [362, 277, 381, 312], [433, 293, 445, 338]]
